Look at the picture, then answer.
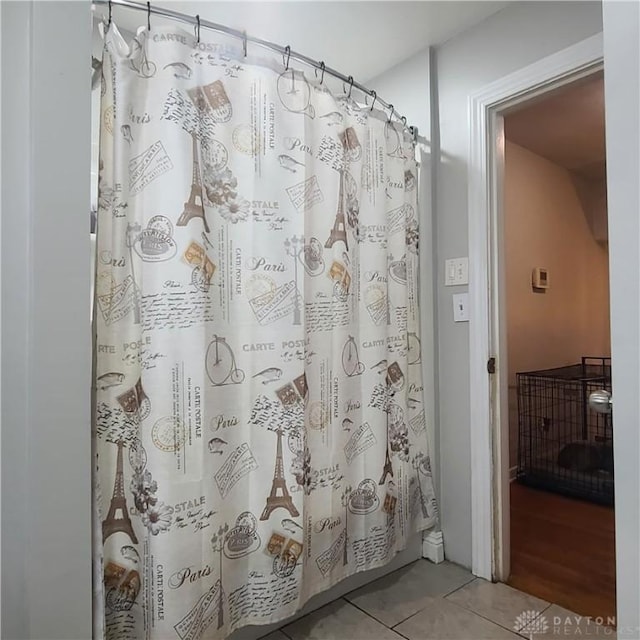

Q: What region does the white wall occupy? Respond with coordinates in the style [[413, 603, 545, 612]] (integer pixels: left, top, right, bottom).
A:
[[367, 50, 440, 502], [433, 0, 603, 568], [602, 0, 640, 635], [1, 2, 93, 638], [368, 48, 431, 137], [505, 141, 610, 465]]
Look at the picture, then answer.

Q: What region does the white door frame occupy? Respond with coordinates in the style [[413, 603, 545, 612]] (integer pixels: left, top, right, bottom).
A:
[[467, 33, 604, 581]]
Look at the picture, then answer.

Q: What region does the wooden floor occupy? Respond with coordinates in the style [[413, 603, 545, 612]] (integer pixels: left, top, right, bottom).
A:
[[508, 483, 616, 621]]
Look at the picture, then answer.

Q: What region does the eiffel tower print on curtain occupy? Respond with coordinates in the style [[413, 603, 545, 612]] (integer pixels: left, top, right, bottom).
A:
[[379, 422, 394, 485], [325, 170, 348, 250], [260, 428, 299, 520], [379, 442, 394, 485], [103, 440, 138, 544], [177, 132, 210, 233]]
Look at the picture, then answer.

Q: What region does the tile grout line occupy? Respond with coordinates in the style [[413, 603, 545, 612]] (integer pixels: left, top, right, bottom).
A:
[[277, 595, 406, 637], [444, 596, 554, 638], [347, 570, 482, 631], [278, 627, 294, 640], [345, 570, 478, 632], [387, 593, 537, 639], [390, 594, 451, 630], [388, 626, 412, 640], [441, 574, 478, 599], [341, 596, 405, 634], [424, 593, 526, 636], [443, 579, 557, 637], [389, 576, 485, 632], [337, 597, 413, 639], [341, 558, 426, 603]]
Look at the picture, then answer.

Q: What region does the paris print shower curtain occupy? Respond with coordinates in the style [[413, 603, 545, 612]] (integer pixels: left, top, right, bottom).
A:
[[94, 21, 437, 640]]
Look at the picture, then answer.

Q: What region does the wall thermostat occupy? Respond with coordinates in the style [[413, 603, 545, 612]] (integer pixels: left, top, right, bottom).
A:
[[532, 267, 549, 290]]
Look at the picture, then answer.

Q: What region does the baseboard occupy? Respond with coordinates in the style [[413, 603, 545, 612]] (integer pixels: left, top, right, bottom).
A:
[[510, 466, 518, 482], [422, 529, 445, 564]]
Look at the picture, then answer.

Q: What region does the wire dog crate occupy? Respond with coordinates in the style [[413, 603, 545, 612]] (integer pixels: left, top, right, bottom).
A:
[[516, 357, 613, 505]]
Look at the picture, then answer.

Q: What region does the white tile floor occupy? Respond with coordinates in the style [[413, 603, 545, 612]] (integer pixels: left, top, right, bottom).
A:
[[260, 560, 616, 640]]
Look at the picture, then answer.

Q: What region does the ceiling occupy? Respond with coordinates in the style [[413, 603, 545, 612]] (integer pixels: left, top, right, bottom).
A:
[[98, 1, 510, 82], [504, 72, 606, 181]]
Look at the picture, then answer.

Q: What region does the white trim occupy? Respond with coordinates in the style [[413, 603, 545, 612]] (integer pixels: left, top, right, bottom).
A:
[[490, 112, 511, 582], [602, 2, 640, 631], [0, 0, 4, 621], [467, 33, 604, 581], [422, 530, 445, 564]]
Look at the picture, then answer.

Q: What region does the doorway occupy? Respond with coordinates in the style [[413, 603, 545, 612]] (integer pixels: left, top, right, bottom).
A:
[[500, 72, 615, 620], [468, 24, 640, 632]]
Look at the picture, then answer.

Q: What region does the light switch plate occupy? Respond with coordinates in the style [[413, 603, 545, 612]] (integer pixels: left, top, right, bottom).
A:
[[445, 259, 457, 286], [453, 293, 469, 322], [445, 257, 469, 286]]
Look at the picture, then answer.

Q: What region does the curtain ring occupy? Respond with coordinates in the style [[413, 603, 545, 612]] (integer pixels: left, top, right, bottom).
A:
[[194, 15, 200, 43], [346, 75, 354, 98], [401, 115, 407, 127], [314, 61, 326, 84], [283, 45, 291, 70], [369, 90, 377, 111], [242, 30, 247, 57], [147, 2, 151, 31], [387, 103, 394, 123]]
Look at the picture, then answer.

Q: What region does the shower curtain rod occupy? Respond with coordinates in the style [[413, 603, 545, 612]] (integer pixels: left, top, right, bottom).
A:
[[92, 0, 419, 143]]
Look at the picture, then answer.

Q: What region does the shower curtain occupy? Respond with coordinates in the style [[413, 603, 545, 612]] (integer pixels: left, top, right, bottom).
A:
[[94, 21, 437, 640]]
